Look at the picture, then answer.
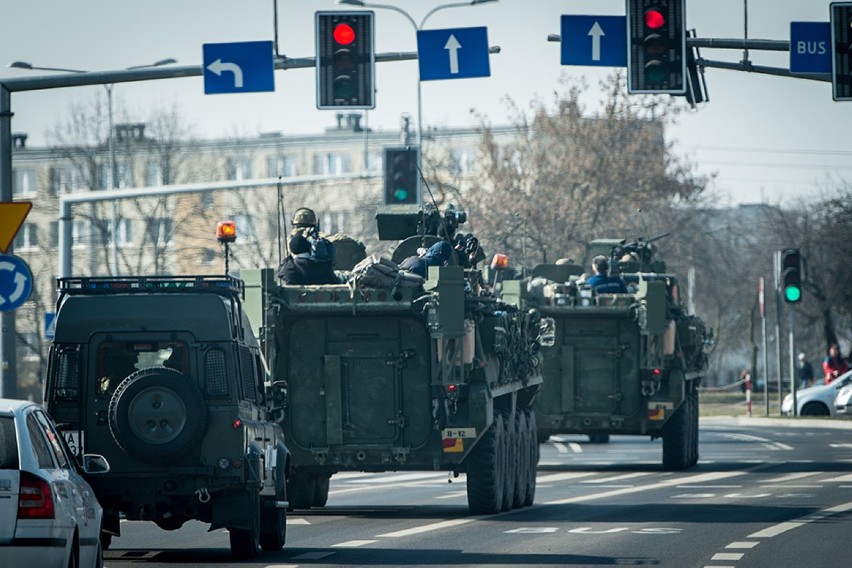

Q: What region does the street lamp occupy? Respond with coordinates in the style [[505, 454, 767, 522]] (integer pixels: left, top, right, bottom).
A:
[[8, 58, 177, 274], [336, 0, 497, 203]]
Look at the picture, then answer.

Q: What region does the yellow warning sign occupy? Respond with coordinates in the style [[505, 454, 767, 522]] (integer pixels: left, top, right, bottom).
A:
[[0, 202, 33, 253]]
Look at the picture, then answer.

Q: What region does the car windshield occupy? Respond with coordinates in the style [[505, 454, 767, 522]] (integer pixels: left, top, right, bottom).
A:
[[0, 416, 19, 470]]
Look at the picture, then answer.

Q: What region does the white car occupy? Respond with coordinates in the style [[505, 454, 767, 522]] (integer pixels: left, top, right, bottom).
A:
[[0, 398, 110, 568], [836, 381, 852, 415], [782, 369, 852, 417]]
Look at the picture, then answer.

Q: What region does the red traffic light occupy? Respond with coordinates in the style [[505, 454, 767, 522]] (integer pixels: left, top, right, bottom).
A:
[[333, 23, 356, 45], [644, 9, 665, 29]]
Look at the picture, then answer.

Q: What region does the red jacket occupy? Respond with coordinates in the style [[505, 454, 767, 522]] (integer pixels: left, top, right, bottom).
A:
[[823, 355, 850, 384]]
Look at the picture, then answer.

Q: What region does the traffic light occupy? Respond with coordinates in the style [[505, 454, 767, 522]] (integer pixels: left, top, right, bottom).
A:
[[316, 11, 375, 109], [626, 0, 687, 94], [781, 248, 803, 304], [383, 146, 420, 205], [831, 2, 852, 101]]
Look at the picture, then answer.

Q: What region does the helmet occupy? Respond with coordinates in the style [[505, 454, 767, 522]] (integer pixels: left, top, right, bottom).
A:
[[292, 207, 317, 228]]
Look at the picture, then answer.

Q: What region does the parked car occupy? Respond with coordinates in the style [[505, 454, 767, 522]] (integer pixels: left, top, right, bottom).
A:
[[781, 370, 852, 417], [0, 398, 110, 568], [835, 381, 852, 415]]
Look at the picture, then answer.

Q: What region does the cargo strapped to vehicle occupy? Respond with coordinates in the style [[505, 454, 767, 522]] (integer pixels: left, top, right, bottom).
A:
[[57, 275, 244, 299]]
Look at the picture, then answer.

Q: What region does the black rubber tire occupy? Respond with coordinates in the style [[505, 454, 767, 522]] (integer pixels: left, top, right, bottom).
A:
[[466, 413, 504, 515], [229, 493, 260, 559], [524, 409, 537, 506], [260, 485, 287, 551], [500, 411, 515, 512], [155, 516, 187, 531], [801, 402, 830, 416], [312, 474, 330, 508], [108, 367, 206, 463], [512, 411, 528, 508], [588, 433, 611, 444], [688, 386, 700, 467], [99, 532, 112, 552], [287, 471, 316, 510], [662, 401, 689, 471]]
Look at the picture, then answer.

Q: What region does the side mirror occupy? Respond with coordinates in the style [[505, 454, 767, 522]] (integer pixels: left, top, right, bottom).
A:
[[82, 454, 111, 475]]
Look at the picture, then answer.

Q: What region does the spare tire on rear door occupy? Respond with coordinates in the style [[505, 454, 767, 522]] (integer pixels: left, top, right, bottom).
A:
[[108, 366, 207, 463]]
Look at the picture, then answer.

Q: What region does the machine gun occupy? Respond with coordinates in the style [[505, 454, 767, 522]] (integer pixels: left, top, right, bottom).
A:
[[609, 232, 671, 275]]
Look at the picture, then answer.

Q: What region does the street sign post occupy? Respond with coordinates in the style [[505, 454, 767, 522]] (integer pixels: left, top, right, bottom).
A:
[[202, 41, 275, 94], [560, 15, 626, 67], [417, 27, 491, 81], [790, 22, 831, 74], [0, 254, 33, 312]]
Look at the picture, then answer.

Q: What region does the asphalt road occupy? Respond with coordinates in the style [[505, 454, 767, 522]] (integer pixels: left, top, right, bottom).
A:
[[103, 416, 852, 568]]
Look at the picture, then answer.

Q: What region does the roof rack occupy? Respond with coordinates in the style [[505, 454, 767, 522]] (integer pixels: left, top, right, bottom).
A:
[[57, 275, 244, 298]]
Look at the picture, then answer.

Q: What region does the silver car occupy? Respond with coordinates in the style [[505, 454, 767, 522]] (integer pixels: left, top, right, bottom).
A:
[[0, 398, 110, 568], [782, 369, 852, 416]]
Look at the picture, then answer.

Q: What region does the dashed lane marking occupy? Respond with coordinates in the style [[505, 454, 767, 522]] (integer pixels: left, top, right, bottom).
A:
[[764, 471, 823, 483], [711, 553, 744, 561], [332, 540, 378, 547], [748, 500, 852, 538], [822, 473, 852, 483], [434, 491, 467, 500], [582, 472, 653, 484], [377, 518, 475, 538], [726, 542, 759, 549], [288, 518, 311, 525]]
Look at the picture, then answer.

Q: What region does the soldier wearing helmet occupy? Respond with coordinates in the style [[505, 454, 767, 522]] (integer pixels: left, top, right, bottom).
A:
[[291, 207, 319, 237]]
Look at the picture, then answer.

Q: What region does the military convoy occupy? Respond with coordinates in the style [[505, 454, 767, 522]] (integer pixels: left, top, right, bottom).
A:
[[41, 203, 711, 557], [242, 204, 544, 514], [43, 275, 289, 559], [504, 236, 711, 470]]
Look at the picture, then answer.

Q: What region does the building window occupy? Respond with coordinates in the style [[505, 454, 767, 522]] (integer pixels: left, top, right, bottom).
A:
[[320, 211, 347, 234], [451, 149, 475, 175], [116, 160, 133, 188], [366, 151, 382, 172], [146, 160, 164, 186], [313, 153, 350, 176], [232, 214, 257, 243], [13, 223, 38, 251], [72, 220, 90, 249], [228, 158, 253, 181], [111, 219, 133, 247], [50, 166, 85, 195], [268, 155, 297, 178], [13, 169, 36, 197], [147, 218, 173, 247]]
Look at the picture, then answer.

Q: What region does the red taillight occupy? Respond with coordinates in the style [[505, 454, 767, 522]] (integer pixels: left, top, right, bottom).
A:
[[18, 471, 55, 519], [232, 418, 242, 429]]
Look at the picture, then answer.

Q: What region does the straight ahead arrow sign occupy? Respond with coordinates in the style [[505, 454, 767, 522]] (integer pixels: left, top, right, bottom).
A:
[[588, 21, 605, 61], [445, 34, 462, 74]]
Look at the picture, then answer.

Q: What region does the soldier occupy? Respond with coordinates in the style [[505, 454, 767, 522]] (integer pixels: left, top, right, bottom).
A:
[[277, 233, 340, 285], [291, 207, 319, 237], [586, 255, 628, 294]]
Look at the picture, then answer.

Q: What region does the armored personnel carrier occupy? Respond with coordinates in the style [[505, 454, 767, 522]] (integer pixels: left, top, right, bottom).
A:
[[43, 274, 290, 559], [242, 204, 544, 514], [504, 236, 711, 470]]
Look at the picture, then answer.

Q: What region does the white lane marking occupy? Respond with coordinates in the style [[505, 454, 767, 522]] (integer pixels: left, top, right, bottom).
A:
[[569, 442, 583, 452], [505, 527, 560, 533], [723, 493, 772, 499], [764, 471, 823, 483], [536, 472, 598, 483], [822, 473, 852, 483], [332, 540, 378, 547], [830, 443, 852, 448], [545, 471, 746, 505], [582, 472, 652, 484], [434, 491, 467, 500], [712, 552, 744, 561], [676, 485, 742, 489], [726, 541, 759, 549], [702, 566, 735, 568], [748, 500, 852, 538], [266, 564, 300, 568], [288, 518, 311, 525], [377, 518, 474, 538], [345, 472, 445, 484], [672, 493, 717, 499], [553, 442, 570, 454], [291, 552, 335, 560]]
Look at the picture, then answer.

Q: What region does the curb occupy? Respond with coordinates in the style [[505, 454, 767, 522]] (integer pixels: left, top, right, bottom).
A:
[[701, 415, 852, 430]]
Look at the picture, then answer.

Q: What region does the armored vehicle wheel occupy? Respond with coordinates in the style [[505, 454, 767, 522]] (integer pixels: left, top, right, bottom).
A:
[[688, 386, 699, 466], [287, 471, 316, 510], [500, 411, 516, 511], [229, 494, 261, 559], [313, 474, 330, 507], [523, 409, 537, 506], [99, 532, 112, 551], [260, 487, 287, 551], [588, 433, 610, 444], [662, 401, 689, 471], [155, 516, 187, 531], [512, 410, 528, 508], [466, 413, 504, 515], [108, 367, 207, 463]]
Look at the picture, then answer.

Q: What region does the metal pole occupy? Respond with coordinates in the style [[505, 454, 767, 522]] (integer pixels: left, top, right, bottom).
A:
[[0, 85, 17, 399], [773, 251, 783, 414], [760, 277, 769, 416], [106, 84, 119, 275], [789, 306, 797, 416]]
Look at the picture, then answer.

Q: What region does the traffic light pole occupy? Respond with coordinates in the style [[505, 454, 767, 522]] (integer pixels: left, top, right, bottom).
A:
[[789, 305, 798, 417]]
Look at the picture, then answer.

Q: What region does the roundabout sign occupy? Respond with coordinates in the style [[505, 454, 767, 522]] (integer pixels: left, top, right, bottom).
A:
[[0, 254, 33, 312]]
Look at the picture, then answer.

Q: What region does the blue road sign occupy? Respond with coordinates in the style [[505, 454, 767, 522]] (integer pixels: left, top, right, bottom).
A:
[[0, 254, 33, 312], [44, 312, 56, 340], [561, 15, 626, 67], [417, 27, 490, 81], [203, 41, 275, 94], [790, 22, 831, 74]]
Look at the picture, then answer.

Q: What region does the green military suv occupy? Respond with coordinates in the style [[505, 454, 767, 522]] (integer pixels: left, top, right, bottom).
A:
[[44, 275, 290, 559]]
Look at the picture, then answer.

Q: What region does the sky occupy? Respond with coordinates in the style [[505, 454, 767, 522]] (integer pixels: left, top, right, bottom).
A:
[[2, 0, 850, 207]]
